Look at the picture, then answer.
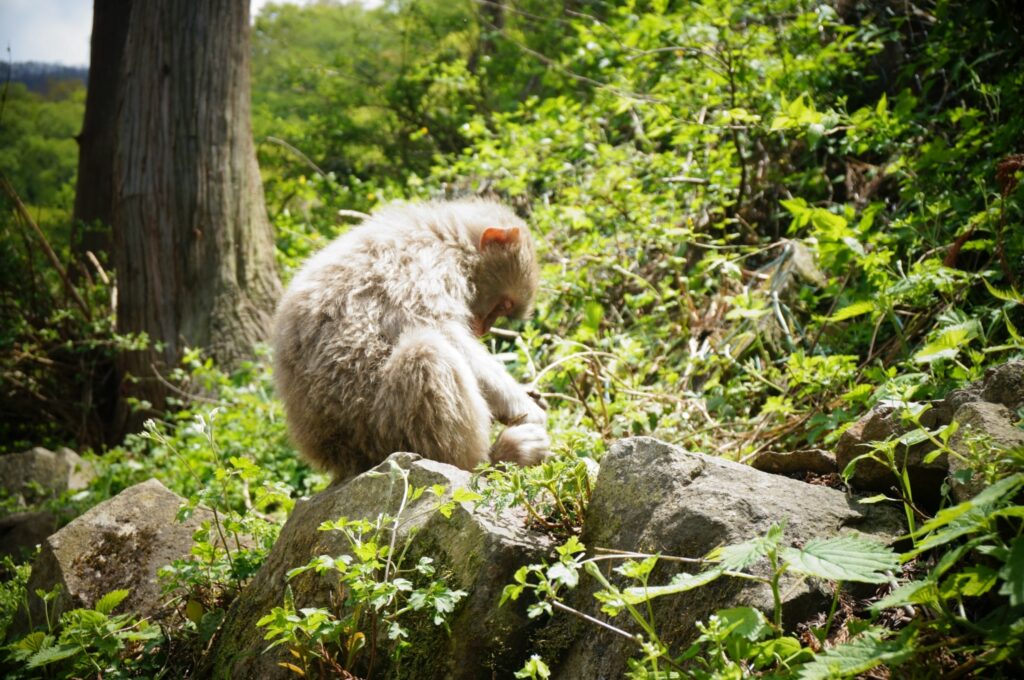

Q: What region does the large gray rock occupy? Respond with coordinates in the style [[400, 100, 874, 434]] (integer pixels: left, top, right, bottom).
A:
[[0, 447, 92, 504], [8, 478, 211, 638], [543, 438, 904, 680], [207, 452, 554, 680], [947, 402, 1024, 502]]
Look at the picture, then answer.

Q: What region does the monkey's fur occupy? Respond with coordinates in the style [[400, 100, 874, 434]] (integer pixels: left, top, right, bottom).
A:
[[273, 199, 550, 481]]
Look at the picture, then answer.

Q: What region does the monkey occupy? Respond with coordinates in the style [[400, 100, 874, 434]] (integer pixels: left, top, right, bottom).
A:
[[272, 198, 550, 481]]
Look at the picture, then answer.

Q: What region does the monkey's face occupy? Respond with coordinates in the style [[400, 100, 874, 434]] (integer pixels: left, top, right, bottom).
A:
[[469, 225, 539, 336]]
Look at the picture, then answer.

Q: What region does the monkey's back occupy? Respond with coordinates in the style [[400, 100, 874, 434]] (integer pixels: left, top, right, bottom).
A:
[[272, 203, 484, 480]]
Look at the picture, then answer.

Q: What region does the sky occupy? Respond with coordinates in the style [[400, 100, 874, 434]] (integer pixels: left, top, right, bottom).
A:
[[0, 0, 346, 67]]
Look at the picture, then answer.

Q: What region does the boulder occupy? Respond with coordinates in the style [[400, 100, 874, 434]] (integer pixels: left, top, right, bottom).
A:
[[207, 452, 555, 680], [542, 437, 904, 680], [940, 360, 1024, 416], [54, 447, 94, 491], [8, 478, 211, 638], [751, 448, 837, 476], [947, 402, 1024, 502], [0, 511, 56, 560], [835, 363, 1024, 507], [0, 447, 81, 504]]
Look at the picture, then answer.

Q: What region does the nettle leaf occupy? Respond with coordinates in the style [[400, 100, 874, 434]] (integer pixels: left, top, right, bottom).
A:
[[983, 277, 1024, 304], [782, 535, 897, 583], [94, 589, 130, 615], [27, 644, 80, 668], [870, 580, 939, 614], [827, 300, 875, 322], [618, 567, 725, 605], [998, 535, 1024, 606], [941, 565, 999, 599], [913, 321, 980, 364], [710, 523, 784, 570], [796, 631, 912, 679]]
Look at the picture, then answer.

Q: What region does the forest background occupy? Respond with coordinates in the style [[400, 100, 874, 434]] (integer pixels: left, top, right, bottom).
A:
[[1, 0, 1023, 677]]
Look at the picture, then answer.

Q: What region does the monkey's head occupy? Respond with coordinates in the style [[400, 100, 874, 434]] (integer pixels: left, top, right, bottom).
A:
[[465, 216, 540, 337]]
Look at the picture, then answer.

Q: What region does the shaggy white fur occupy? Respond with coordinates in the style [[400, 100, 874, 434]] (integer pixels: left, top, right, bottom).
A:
[[272, 199, 549, 480]]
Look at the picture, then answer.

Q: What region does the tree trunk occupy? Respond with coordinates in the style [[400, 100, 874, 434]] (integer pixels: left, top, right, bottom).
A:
[[72, 0, 132, 268], [112, 0, 281, 414]]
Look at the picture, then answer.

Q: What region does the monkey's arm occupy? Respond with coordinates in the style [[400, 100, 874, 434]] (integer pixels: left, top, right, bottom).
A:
[[444, 326, 546, 426]]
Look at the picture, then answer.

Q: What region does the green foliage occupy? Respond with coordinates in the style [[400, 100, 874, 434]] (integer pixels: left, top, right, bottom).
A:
[[473, 444, 597, 536], [257, 460, 467, 677], [4, 585, 163, 679], [0, 81, 84, 209], [0, 557, 31, 641], [502, 524, 898, 677], [85, 350, 322, 504], [504, 472, 1024, 679]]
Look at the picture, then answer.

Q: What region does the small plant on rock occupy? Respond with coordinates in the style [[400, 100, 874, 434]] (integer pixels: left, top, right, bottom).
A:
[[257, 461, 469, 678]]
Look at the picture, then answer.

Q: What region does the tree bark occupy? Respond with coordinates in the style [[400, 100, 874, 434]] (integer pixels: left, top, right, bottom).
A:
[[112, 0, 281, 413], [72, 0, 132, 267]]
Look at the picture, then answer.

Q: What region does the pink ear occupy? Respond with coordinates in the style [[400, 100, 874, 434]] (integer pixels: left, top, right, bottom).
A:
[[479, 226, 520, 250]]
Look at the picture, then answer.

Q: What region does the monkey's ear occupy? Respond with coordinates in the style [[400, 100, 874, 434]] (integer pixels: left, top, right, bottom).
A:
[[479, 226, 521, 250]]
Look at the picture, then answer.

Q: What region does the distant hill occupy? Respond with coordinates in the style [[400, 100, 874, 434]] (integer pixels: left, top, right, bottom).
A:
[[4, 61, 88, 93]]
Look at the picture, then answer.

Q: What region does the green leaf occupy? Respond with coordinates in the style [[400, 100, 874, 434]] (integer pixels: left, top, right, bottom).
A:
[[913, 321, 980, 364], [618, 566, 724, 605], [983, 278, 1023, 304], [870, 580, 939, 613], [941, 565, 999, 599], [583, 301, 604, 330], [827, 301, 875, 322], [998, 535, 1024, 606], [94, 588, 130, 615], [796, 631, 912, 679], [709, 523, 784, 570], [782, 535, 898, 583], [27, 644, 80, 668], [547, 562, 579, 589], [452, 487, 482, 504]]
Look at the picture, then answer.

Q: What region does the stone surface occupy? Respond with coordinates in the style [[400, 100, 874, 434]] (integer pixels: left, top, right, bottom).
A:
[[751, 448, 837, 476], [207, 452, 555, 680], [941, 361, 1024, 416], [8, 478, 212, 638], [0, 447, 75, 504], [947, 402, 1024, 502], [834, 403, 947, 508], [543, 437, 904, 680], [54, 447, 94, 491], [0, 511, 56, 560]]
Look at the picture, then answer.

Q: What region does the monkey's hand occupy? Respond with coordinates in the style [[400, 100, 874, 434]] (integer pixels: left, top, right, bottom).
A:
[[526, 386, 549, 411], [490, 424, 551, 467], [506, 392, 547, 427]]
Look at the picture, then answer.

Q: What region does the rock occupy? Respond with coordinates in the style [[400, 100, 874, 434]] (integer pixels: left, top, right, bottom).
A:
[[834, 403, 947, 508], [0, 447, 75, 504], [941, 361, 1024, 416], [544, 437, 904, 680], [0, 511, 56, 560], [54, 447, 94, 491], [751, 448, 837, 476], [8, 478, 212, 639], [947, 402, 1024, 502], [207, 452, 555, 680]]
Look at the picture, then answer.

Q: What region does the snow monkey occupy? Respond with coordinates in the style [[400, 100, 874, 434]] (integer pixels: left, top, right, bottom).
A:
[[272, 199, 550, 481]]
